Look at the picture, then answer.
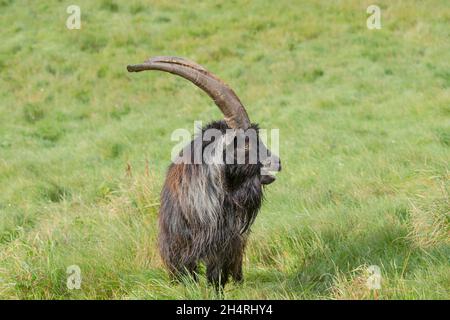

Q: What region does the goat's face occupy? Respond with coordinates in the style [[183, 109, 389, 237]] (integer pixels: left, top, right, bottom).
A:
[[257, 138, 282, 185], [206, 122, 281, 188]]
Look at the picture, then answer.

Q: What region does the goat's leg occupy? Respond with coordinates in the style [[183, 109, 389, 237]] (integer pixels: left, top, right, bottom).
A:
[[228, 237, 246, 283], [185, 260, 199, 282], [206, 260, 229, 290], [229, 252, 244, 283], [162, 245, 199, 283], [167, 260, 199, 282]]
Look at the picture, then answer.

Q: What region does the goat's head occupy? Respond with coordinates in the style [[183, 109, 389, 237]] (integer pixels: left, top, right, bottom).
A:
[[127, 56, 281, 187]]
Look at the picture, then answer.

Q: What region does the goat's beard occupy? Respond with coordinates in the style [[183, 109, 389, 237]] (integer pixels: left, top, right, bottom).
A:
[[160, 160, 263, 251], [261, 174, 276, 185]]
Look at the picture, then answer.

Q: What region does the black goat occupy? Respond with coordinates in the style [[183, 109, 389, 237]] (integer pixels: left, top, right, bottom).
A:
[[127, 56, 281, 288]]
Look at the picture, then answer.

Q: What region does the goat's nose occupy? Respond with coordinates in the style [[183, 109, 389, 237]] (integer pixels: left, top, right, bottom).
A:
[[275, 159, 282, 172], [270, 156, 281, 172]]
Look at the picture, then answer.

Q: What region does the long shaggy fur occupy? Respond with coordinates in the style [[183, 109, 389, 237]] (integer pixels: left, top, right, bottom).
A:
[[159, 121, 265, 287]]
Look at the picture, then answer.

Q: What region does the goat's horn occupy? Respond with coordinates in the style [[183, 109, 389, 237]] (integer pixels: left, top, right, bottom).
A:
[[127, 56, 251, 130]]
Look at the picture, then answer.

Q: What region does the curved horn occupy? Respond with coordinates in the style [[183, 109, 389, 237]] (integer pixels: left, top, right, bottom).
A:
[[127, 56, 250, 129]]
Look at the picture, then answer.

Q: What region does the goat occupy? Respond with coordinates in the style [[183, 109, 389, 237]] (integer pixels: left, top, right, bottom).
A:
[[127, 56, 281, 288]]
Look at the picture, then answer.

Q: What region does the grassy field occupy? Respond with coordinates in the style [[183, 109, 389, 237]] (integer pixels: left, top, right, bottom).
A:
[[0, 0, 449, 299]]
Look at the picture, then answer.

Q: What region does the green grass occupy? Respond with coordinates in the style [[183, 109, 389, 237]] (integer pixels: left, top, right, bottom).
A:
[[0, 0, 449, 299]]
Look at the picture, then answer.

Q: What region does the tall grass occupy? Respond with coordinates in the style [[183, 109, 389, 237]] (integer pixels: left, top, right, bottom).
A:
[[0, 0, 449, 299]]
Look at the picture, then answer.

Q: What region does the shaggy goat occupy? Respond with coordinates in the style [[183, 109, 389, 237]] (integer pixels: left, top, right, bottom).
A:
[[127, 56, 281, 288]]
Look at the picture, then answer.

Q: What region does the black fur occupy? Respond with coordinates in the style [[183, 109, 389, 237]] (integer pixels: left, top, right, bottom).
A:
[[159, 120, 280, 288]]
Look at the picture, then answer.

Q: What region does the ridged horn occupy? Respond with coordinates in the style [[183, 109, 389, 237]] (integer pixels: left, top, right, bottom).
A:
[[127, 56, 250, 129]]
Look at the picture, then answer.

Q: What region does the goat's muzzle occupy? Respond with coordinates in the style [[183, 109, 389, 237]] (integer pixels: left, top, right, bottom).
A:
[[261, 156, 281, 185]]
